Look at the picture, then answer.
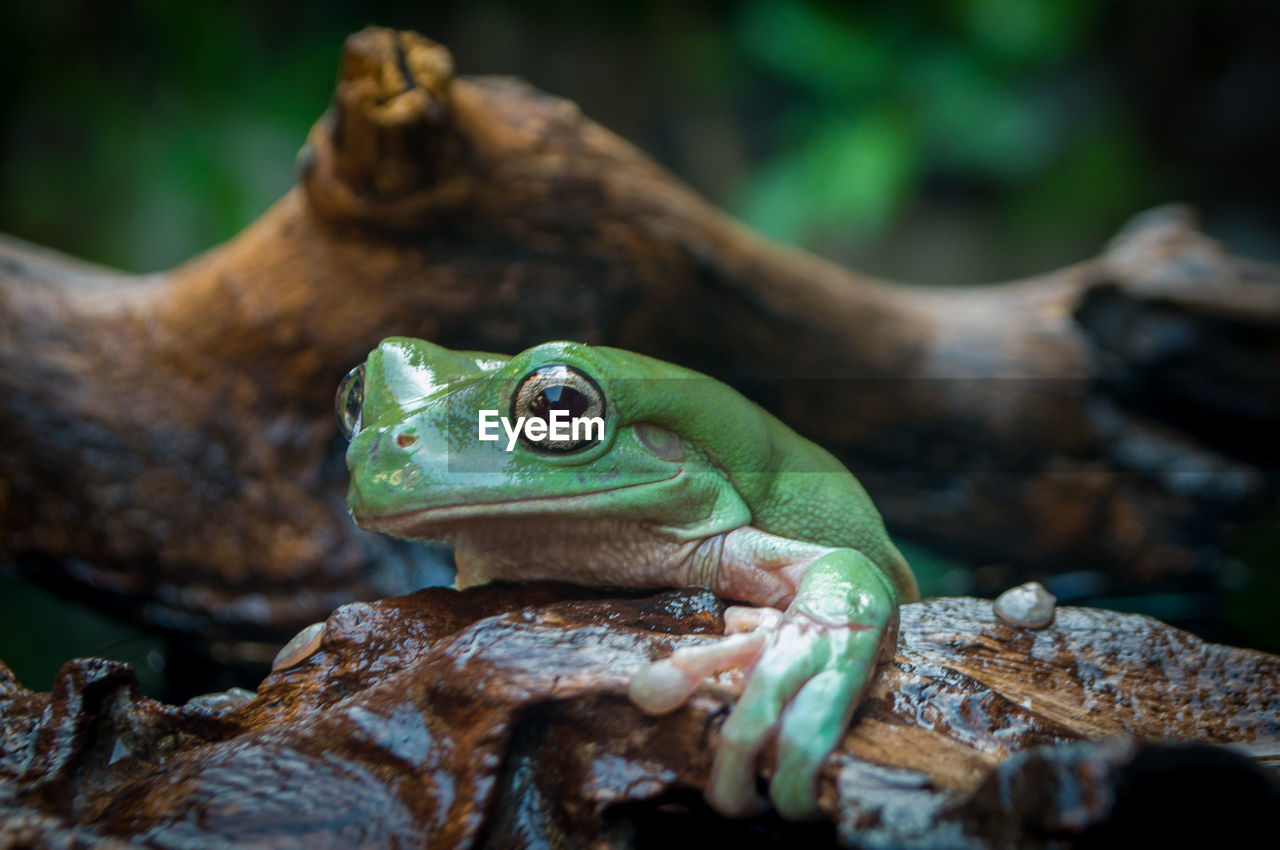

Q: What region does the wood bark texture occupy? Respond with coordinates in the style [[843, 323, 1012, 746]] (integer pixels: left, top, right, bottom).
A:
[[0, 587, 1276, 848]]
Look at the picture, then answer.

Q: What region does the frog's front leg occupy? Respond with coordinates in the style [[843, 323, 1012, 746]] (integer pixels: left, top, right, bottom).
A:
[[629, 527, 897, 820]]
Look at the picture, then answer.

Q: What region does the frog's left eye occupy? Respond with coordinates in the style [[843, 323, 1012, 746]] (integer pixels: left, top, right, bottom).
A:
[[336, 364, 365, 440], [512, 364, 606, 452]]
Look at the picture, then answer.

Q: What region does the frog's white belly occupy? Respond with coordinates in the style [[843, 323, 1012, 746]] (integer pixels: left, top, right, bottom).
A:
[[446, 517, 712, 591]]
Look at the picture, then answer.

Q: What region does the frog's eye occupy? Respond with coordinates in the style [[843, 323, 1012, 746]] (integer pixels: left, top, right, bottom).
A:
[[512, 364, 606, 452], [336, 364, 365, 440]]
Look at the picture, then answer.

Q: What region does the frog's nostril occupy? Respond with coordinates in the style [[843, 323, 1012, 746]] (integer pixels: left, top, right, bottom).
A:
[[396, 433, 418, 448]]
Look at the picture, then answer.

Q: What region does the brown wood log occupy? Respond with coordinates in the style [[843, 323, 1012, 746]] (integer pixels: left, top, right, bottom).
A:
[[1, 27, 1277, 643], [1, 588, 1275, 847]]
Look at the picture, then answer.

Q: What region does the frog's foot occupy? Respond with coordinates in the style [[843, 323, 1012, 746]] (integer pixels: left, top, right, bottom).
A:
[[629, 601, 889, 820], [629, 627, 769, 714]]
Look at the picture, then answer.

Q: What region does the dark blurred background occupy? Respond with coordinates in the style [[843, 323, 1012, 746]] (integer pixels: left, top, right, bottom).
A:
[[1, 0, 1277, 694]]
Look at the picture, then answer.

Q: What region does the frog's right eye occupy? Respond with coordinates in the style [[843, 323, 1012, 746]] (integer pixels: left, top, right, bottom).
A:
[[336, 364, 365, 440], [511, 364, 605, 452]]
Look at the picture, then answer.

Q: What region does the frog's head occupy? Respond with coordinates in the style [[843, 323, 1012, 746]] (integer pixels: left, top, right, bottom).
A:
[[338, 338, 751, 542]]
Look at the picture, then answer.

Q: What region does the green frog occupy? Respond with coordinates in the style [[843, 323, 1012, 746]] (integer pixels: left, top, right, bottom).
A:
[[337, 338, 917, 819]]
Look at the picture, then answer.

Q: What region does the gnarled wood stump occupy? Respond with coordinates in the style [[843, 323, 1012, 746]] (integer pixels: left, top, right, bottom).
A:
[[1, 27, 1276, 647]]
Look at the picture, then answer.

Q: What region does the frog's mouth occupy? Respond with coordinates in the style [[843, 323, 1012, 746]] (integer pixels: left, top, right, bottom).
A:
[[356, 471, 683, 539]]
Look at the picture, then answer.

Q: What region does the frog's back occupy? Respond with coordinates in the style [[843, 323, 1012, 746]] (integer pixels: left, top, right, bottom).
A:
[[744, 424, 918, 602], [592, 345, 917, 602]]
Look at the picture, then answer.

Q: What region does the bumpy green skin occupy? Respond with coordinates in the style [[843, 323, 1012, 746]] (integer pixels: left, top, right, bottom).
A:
[[344, 338, 917, 820]]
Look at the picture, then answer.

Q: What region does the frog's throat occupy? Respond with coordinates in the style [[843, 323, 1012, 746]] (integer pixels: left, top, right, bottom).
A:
[[355, 470, 684, 539]]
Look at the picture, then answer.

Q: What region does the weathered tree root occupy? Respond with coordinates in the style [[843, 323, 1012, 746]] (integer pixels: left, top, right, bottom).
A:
[[1, 28, 1277, 643]]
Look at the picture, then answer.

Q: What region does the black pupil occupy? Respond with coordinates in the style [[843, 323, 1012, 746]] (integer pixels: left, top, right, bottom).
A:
[[529, 384, 588, 421]]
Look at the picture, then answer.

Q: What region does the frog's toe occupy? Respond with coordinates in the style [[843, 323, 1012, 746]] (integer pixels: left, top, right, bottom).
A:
[[768, 669, 858, 820], [706, 632, 819, 816], [628, 660, 692, 713], [629, 631, 767, 714], [706, 722, 770, 816], [724, 604, 783, 633]]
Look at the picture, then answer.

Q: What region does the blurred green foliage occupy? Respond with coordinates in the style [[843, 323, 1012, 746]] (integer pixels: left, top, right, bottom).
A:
[[0, 1, 348, 270], [0, 570, 167, 694], [2, 0, 1276, 276], [732, 0, 1105, 247]]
